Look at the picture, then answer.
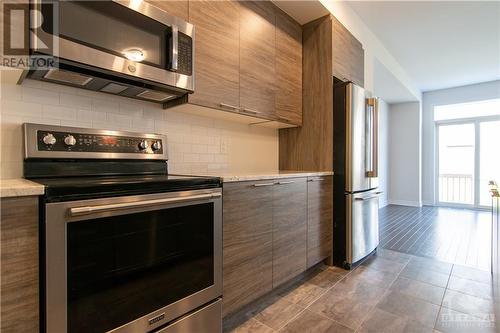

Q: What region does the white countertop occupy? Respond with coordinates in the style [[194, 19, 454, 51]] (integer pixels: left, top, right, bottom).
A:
[[0, 179, 45, 198], [217, 171, 334, 183]]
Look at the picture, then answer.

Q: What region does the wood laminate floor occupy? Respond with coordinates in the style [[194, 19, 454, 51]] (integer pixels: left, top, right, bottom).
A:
[[224, 250, 496, 333], [379, 205, 492, 271]]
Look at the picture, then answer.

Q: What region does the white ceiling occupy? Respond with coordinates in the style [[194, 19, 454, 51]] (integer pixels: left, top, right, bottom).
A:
[[347, 1, 500, 92]]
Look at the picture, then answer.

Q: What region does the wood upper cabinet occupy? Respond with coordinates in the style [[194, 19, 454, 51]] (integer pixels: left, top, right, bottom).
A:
[[307, 176, 333, 268], [272, 178, 307, 287], [331, 16, 364, 87], [186, 0, 303, 126], [275, 9, 303, 126], [188, 0, 240, 110], [1, 196, 39, 333], [144, 0, 188, 22], [239, 1, 276, 118], [222, 180, 273, 316]]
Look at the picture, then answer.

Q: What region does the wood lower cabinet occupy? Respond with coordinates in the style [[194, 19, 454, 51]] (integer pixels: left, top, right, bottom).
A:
[[239, 1, 276, 118], [272, 178, 307, 287], [0, 196, 39, 333], [223, 175, 332, 315], [188, 0, 240, 110], [222, 181, 273, 316], [307, 176, 333, 268]]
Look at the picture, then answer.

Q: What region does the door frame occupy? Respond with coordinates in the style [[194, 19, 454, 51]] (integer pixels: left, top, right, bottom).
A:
[[435, 115, 500, 209]]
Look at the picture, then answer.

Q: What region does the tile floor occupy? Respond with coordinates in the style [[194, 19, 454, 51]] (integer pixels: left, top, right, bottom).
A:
[[223, 249, 496, 333]]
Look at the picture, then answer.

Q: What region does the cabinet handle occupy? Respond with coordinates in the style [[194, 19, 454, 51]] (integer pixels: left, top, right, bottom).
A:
[[308, 178, 325, 182], [253, 182, 275, 187], [277, 180, 295, 185], [220, 103, 240, 111], [241, 107, 262, 115]]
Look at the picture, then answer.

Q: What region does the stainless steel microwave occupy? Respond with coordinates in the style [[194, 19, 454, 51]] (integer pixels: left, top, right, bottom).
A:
[[27, 0, 194, 106]]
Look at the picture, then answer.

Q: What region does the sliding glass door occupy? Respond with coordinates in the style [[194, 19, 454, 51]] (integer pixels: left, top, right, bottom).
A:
[[479, 120, 500, 206], [437, 118, 500, 208]]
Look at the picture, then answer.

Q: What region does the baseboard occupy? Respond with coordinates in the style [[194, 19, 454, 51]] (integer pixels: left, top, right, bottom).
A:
[[422, 200, 435, 206], [388, 200, 423, 207], [379, 200, 389, 208]]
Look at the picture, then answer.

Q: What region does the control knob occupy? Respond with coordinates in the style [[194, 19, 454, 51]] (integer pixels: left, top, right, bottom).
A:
[[43, 133, 56, 145], [138, 140, 149, 150], [151, 141, 162, 151], [64, 135, 77, 146]]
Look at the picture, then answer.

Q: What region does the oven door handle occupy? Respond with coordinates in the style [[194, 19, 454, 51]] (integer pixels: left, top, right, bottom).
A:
[[69, 192, 222, 217]]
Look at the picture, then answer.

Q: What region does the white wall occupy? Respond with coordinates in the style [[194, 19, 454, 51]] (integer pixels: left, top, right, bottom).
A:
[[0, 74, 279, 179], [378, 99, 390, 207], [389, 101, 422, 206], [422, 80, 500, 205], [319, 0, 421, 102]]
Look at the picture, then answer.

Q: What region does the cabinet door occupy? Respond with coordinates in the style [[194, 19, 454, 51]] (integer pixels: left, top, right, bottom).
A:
[[222, 181, 273, 316], [239, 1, 276, 118], [331, 16, 351, 82], [275, 9, 302, 126], [188, 0, 240, 110], [1, 196, 39, 333], [145, 0, 188, 22], [272, 178, 307, 287], [307, 176, 333, 268], [350, 37, 365, 87], [331, 16, 364, 87]]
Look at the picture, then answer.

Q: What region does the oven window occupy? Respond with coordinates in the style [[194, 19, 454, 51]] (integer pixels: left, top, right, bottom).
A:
[[67, 203, 214, 333], [42, 1, 169, 69]]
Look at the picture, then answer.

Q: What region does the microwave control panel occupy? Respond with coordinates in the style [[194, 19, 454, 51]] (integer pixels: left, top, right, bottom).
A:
[[177, 32, 193, 76]]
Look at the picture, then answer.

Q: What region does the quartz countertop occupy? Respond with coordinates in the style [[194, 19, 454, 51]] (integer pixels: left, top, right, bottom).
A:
[[0, 179, 45, 198], [217, 171, 334, 183]]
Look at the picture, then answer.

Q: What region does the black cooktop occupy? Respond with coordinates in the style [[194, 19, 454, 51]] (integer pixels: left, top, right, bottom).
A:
[[33, 174, 222, 202]]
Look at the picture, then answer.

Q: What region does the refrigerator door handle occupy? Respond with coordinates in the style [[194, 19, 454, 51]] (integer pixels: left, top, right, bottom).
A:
[[366, 98, 379, 178]]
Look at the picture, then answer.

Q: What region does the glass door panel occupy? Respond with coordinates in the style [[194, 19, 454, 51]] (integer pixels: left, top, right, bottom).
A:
[[479, 120, 500, 206], [438, 123, 475, 205]]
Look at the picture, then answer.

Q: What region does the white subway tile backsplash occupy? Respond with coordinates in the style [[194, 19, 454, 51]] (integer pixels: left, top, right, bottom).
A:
[[93, 99, 120, 114], [22, 87, 59, 105], [1, 79, 278, 179], [42, 105, 77, 120], [60, 93, 92, 110]]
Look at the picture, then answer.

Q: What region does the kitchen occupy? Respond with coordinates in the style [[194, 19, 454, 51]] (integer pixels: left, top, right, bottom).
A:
[[1, 1, 499, 333]]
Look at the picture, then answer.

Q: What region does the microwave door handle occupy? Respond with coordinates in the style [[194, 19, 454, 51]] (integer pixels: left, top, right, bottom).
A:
[[170, 25, 179, 71]]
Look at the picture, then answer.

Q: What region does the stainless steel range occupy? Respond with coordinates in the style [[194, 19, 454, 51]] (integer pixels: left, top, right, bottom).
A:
[[23, 123, 222, 333]]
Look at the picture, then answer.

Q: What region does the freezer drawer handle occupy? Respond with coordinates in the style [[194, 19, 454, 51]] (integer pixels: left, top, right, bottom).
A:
[[69, 193, 222, 216], [308, 178, 325, 182], [354, 192, 383, 201], [277, 181, 295, 185], [253, 183, 275, 187]]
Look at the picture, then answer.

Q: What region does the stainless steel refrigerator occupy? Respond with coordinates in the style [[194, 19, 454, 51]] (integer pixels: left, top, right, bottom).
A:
[[333, 81, 381, 269]]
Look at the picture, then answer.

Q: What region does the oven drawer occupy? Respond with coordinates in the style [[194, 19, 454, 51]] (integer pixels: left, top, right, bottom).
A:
[[156, 299, 222, 333], [44, 188, 222, 333]]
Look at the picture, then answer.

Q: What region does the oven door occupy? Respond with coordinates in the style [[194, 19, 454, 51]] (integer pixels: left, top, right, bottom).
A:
[[32, 0, 194, 91], [44, 188, 222, 333]]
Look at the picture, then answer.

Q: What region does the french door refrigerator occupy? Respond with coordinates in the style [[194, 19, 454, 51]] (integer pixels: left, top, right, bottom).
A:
[[333, 81, 381, 269]]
